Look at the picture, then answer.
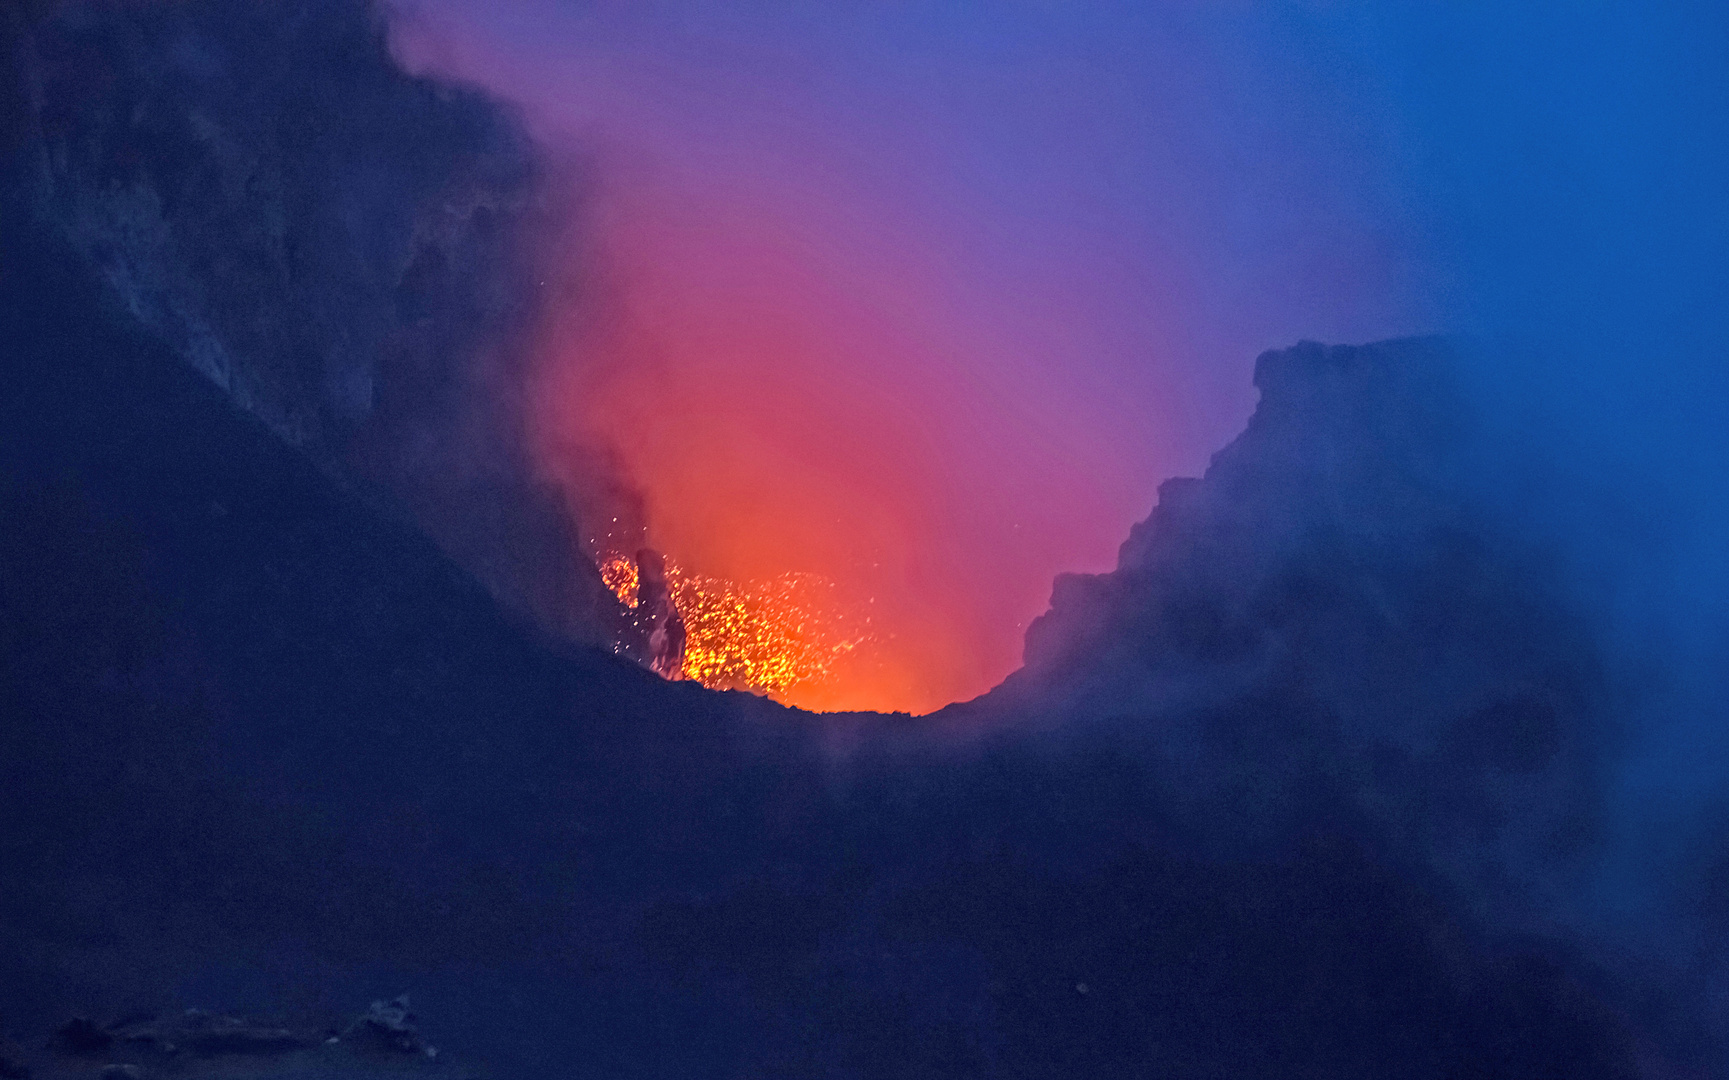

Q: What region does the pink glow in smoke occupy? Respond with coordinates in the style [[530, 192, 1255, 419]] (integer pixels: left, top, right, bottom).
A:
[[391, 2, 1428, 712]]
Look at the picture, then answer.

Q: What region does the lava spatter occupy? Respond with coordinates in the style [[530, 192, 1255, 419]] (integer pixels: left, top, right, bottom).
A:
[[599, 551, 872, 701]]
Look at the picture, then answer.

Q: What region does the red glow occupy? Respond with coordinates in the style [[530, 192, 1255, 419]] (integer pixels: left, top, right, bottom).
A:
[[389, 5, 1262, 714], [528, 171, 1146, 712]]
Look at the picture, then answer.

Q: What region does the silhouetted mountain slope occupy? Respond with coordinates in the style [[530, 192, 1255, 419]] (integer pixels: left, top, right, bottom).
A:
[[0, 207, 808, 1068], [3, 0, 619, 648]]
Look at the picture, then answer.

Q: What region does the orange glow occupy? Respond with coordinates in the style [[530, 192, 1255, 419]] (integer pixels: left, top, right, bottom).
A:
[[521, 128, 1161, 714], [599, 553, 640, 608], [392, 0, 1269, 716], [524, 174, 1149, 714], [601, 552, 874, 703]]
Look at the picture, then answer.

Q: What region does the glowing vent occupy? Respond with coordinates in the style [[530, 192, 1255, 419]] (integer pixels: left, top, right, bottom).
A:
[[600, 552, 870, 700]]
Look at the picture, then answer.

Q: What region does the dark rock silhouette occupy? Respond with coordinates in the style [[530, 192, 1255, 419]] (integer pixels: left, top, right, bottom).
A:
[[626, 550, 687, 679], [995, 339, 1611, 925], [49, 1020, 109, 1059], [2, 0, 620, 650], [342, 996, 433, 1057]]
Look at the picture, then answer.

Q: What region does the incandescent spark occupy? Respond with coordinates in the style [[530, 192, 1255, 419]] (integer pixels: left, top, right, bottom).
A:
[[599, 552, 871, 700]]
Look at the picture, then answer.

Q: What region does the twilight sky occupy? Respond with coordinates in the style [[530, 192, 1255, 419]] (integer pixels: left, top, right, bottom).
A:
[[389, 1, 1728, 715]]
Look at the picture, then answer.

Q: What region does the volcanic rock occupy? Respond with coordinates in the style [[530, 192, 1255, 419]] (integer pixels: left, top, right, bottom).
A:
[[2, 0, 620, 651], [0, 1035, 30, 1079], [92, 1010, 320, 1061], [340, 996, 432, 1057], [50, 1020, 109, 1058], [1001, 337, 1608, 919]]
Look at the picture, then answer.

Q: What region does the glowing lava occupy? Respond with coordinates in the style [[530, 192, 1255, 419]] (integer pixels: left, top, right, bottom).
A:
[[600, 552, 873, 703], [599, 553, 640, 609]]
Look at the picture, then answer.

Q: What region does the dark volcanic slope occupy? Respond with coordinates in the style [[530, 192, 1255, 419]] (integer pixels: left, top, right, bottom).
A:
[[0, 209, 813, 1073], [2, 207, 1663, 1076], [3, 0, 618, 649]]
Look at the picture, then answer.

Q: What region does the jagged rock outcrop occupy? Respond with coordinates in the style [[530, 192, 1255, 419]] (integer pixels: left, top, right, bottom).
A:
[[1, 0, 617, 645], [10, 0, 525, 449], [1002, 338, 1608, 920]]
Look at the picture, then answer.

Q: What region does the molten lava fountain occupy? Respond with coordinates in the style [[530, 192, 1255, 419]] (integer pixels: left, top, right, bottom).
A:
[[600, 552, 875, 705]]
